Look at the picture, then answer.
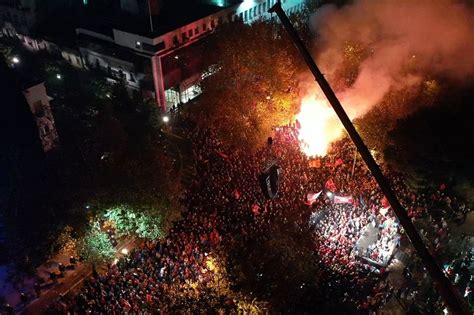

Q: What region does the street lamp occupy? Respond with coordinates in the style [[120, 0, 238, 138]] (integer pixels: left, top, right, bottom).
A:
[[12, 56, 20, 64], [162, 115, 170, 123], [56, 74, 62, 80]]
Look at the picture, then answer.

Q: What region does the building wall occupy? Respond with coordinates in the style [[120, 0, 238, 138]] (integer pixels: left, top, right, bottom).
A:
[[22, 82, 59, 152], [233, 0, 306, 23]]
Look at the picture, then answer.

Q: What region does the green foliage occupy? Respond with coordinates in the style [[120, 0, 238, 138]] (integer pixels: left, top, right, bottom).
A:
[[104, 205, 165, 241], [77, 224, 115, 263]]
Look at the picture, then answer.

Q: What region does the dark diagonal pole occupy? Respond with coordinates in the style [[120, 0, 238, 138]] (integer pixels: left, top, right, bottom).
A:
[[269, 2, 469, 314]]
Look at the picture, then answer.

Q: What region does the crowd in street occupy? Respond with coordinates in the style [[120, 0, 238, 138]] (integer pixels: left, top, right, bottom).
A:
[[61, 120, 472, 313]]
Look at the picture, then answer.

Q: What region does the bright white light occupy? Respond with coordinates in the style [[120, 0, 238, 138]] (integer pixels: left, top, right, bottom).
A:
[[162, 116, 170, 123], [296, 95, 343, 157], [174, 55, 179, 60], [266, 95, 271, 100], [326, 192, 333, 197], [56, 74, 62, 79], [12, 56, 20, 64], [106, 93, 111, 98], [85, 205, 90, 209], [113, 258, 118, 265], [120, 248, 128, 255], [136, 41, 141, 46]]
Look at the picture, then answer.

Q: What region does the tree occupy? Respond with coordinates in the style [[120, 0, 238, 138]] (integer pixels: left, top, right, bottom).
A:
[[104, 205, 166, 241], [194, 21, 302, 150], [77, 224, 115, 263]]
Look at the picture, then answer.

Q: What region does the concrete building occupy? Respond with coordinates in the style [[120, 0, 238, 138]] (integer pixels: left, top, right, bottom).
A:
[[77, 0, 307, 112], [22, 81, 59, 152], [1, 0, 306, 112]]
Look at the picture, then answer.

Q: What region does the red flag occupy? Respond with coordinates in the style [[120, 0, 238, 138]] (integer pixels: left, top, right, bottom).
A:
[[251, 204, 260, 215], [334, 195, 353, 204], [305, 191, 322, 205], [381, 196, 390, 208], [233, 190, 240, 199], [335, 158, 344, 167], [325, 178, 337, 192]]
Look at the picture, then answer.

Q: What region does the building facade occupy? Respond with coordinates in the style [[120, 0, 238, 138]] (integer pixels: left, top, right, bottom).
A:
[[22, 82, 59, 152], [1, 0, 306, 113]]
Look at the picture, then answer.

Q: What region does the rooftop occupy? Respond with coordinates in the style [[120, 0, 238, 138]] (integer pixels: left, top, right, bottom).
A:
[[81, 1, 238, 39]]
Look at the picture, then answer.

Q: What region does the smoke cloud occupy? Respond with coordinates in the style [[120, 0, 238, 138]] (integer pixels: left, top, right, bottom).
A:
[[309, 0, 474, 118]]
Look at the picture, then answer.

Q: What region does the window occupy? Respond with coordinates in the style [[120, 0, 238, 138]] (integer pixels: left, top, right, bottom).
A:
[[258, 4, 261, 14], [202, 23, 207, 31], [263, 3, 266, 12], [244, 10, 247, 21], [195, 27, 199, 35], [239, 12, 243, 20], [173, 35, 179, 45], [188, 29, 193, 37], [182, 32, 187, 42]]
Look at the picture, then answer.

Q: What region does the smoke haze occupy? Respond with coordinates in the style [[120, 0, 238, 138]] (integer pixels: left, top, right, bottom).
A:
[[310, 0, 474, 118]]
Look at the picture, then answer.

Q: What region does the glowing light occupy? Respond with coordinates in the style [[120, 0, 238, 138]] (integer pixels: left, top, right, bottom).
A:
[[326, 192, 333, 197], [12, 56, 20, 64], [56, 74, 62, 79], [113, 258, 118, 265], [296, 95, 344, 156], [120, 248, 128, 255], [162, 116, 169, 123]]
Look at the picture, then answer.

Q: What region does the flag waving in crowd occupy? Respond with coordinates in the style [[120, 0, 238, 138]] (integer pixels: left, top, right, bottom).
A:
[[325, 178, 337, 192], [305, 191, 322, 205], [334, 195, 354, 204]]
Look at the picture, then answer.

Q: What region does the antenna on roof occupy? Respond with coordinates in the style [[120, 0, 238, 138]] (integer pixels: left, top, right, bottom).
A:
[[147, 0, 155, 33]]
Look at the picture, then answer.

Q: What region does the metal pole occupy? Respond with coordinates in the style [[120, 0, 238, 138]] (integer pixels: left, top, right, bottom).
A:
[[268, 2, 469, 314], [351, 149, 357, 178], [148, 0, 154, 33]]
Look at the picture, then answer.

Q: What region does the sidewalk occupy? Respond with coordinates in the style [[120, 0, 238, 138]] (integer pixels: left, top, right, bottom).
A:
[[1, 237, 136, 314]]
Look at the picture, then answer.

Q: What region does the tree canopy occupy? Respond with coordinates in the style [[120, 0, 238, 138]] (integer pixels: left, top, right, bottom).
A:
[[194, 21, 303, 150]]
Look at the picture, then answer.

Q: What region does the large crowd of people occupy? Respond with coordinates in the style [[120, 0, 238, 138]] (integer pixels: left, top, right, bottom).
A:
[[61, 118, 472, 313]]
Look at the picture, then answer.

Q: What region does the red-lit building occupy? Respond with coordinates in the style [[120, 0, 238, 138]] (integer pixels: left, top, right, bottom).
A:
[[1, 0, 307, 112]]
